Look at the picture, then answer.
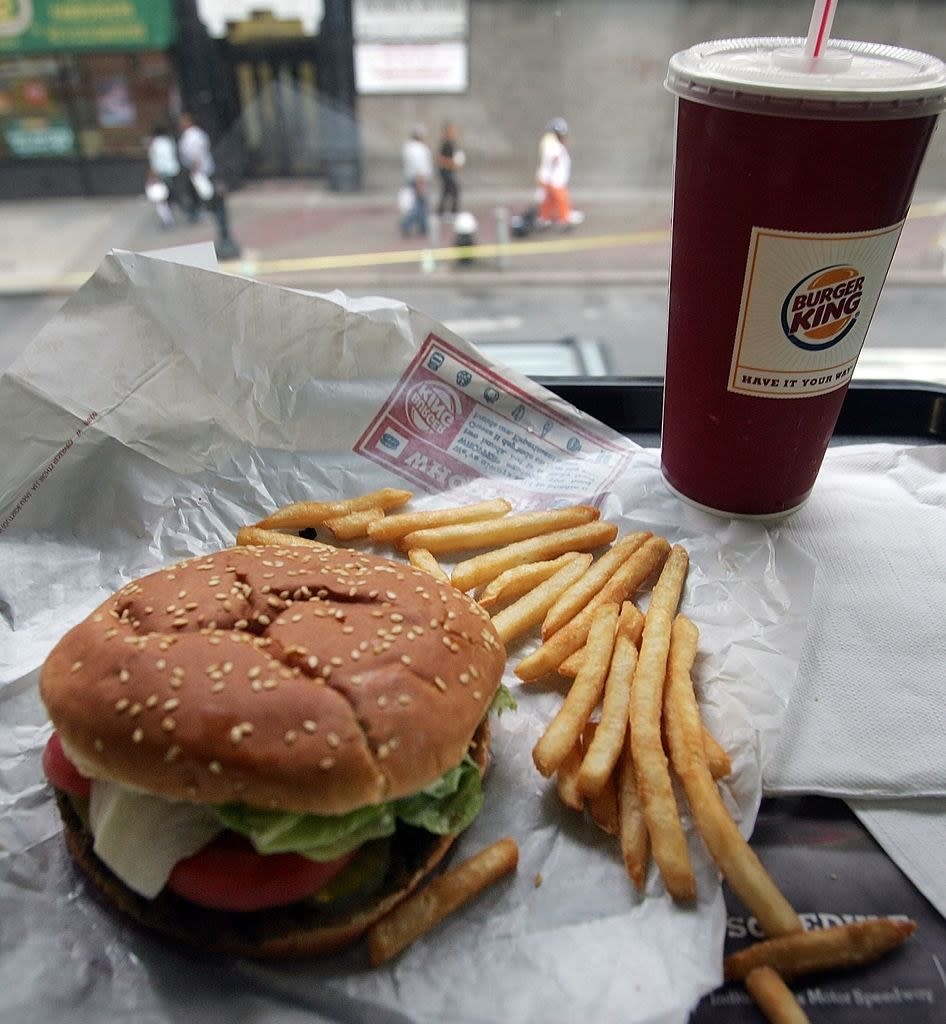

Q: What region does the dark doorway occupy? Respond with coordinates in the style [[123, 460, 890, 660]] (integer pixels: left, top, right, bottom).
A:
[[225, 39, 322, 178]]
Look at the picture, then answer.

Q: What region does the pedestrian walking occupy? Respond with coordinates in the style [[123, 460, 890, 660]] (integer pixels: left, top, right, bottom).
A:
[[436, 121, 464, 219], [176, 111, 240, 259], [400, 124, 433, 237], [536, 117, 573, 229], [146, 123, 180, 227], [177, 111, 215, 223]]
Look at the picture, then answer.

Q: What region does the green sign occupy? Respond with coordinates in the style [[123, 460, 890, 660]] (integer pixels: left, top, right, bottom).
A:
[[0, 1, 176, 54], [3, 115, 75, 155]]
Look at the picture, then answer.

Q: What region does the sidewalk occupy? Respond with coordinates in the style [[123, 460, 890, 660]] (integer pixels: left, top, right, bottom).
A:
[[2, 180, 945, 296], [0, 182, 673, 296]]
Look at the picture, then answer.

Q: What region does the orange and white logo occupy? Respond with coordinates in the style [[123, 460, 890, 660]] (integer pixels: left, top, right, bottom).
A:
[[781, 265, 863, 351]]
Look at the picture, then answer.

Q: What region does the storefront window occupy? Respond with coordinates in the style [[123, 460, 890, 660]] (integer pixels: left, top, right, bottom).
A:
[[71, 51, 175, 158], [0, 56, 75, 159]]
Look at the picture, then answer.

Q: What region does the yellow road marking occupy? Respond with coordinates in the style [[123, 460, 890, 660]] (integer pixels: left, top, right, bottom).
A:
[[24, 200, 946, 291], [224, 230, 671, 276]]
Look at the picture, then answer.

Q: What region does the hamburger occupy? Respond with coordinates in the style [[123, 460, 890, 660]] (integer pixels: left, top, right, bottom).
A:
[[39, 542, 509, 958]]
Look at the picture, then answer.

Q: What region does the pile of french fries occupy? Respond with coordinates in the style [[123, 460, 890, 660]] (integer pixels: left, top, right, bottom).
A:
[[236, 488, 916, 1013]]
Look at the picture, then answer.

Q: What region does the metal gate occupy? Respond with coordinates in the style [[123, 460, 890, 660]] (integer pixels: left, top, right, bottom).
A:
[[226, 40, 322, 177]]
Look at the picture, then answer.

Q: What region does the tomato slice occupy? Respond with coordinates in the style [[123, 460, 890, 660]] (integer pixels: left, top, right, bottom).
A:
[[167, 833, 356, 911], [43, 732, 92, 799]]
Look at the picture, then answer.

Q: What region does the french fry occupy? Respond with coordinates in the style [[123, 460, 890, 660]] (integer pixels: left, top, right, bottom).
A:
[[323, 506, 384, 540], [541, 532, 651, 640], [665, 614, 801, 935], [235, 526, 331, 549], [559, 601, 645, 677], [569, 722, 620, 835], [617, 740, 649, 891], [366, 837, 519, 966], [400, 504, 600, 555], [451, 520, 619, 593], [702, 724, 732, 780], [255, 488, 412, 530], [516, 536, 670, 683], [745, 967, 811, 1024], [587, 767, 620, 835], [628, 544, 694, 901], [477, 553, 584, 611], [577, 625, 638, 798], [367, 498, 512, 544], [724, 919, 917, 982], [407, 547, 450, 583], [489, 553, 593, 646], [555, 735, 586, 813], [532, 603, 620, 778]]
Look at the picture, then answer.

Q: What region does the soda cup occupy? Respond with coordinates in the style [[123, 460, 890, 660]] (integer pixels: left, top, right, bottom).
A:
[[661, 38, 946, 517]]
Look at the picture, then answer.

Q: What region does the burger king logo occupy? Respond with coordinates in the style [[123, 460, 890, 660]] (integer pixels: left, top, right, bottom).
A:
[[780, 265, 864, 352], [405, 380, 462, 434]]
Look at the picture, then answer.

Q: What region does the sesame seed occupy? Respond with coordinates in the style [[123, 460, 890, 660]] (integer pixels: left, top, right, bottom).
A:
[[145, 694, 158, 709], [235, 619, 249, 630], [115, 698, 129, 713], [70, 660, 83, 673], [459, 672, 470, 684], [129, 702, 143, 717], [164, 745, 181, 763], [386, 591, 397, 601], [302, 720, 317, 733], [330, 656, 343, 667], [326, 732, 340, 748], [209, 760, 222, 774], [390, 613, 404, 623], [163, 698, 180, 711], [211, 681, 225, 693], [377, 743, 390, 759], [258, 614, 271, 626], [161, 716, 176, 732], [377, 695, 388, 708], [400, 654, 412, 666], [319, 756, 336, 770], [240, 721, 254, 735], [284, 730, 297, 745], [93, 738, 104, 752], [229, 726, 244, 744], [398, 693, 412, 706], [433, 676, 447, 692], [132, 728, 144, 743]]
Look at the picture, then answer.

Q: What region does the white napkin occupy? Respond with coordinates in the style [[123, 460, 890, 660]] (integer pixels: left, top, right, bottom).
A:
[[764, 442, 946, 798], [850, 799, 946, 921]]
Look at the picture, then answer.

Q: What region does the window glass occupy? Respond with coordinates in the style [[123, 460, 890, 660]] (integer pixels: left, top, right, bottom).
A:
[[0, 56, 75, 159]]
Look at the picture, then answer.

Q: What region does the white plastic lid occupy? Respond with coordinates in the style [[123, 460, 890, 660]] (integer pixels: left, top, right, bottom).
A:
[[666, 37, 946, 120]]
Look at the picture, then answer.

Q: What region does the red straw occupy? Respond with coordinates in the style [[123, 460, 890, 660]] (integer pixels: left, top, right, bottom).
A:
[[804, 0, 839, 59]]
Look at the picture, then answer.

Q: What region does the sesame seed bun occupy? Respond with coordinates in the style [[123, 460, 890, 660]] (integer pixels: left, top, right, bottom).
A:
[[40, 544, 506, 815]]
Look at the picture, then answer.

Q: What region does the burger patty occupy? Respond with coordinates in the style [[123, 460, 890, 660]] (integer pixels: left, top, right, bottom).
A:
[[52, 718, 491, 959], [55, 787, 457, 958]]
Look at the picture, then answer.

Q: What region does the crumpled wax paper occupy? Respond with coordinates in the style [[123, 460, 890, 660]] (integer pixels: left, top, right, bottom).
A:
[[0, 251, 814, 1024]]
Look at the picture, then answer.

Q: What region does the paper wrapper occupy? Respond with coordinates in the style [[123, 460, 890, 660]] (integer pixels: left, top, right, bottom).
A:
[[0, 251, 814, 1023]]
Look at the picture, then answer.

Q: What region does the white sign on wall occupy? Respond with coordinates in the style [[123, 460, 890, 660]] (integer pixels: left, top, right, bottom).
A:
[[353, 0, 467, 42], [355, 41, 468, 94]]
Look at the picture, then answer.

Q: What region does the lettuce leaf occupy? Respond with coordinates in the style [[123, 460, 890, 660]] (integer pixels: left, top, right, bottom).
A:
[[489, 682, 517, 717], [213, 754, 483, 863]]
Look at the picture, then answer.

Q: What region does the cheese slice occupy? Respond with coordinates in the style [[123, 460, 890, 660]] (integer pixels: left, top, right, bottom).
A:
[[89, 780, 223, 898]]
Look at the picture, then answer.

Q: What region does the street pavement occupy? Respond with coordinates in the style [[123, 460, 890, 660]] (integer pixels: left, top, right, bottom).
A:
[[3, 179, 945, 298]]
